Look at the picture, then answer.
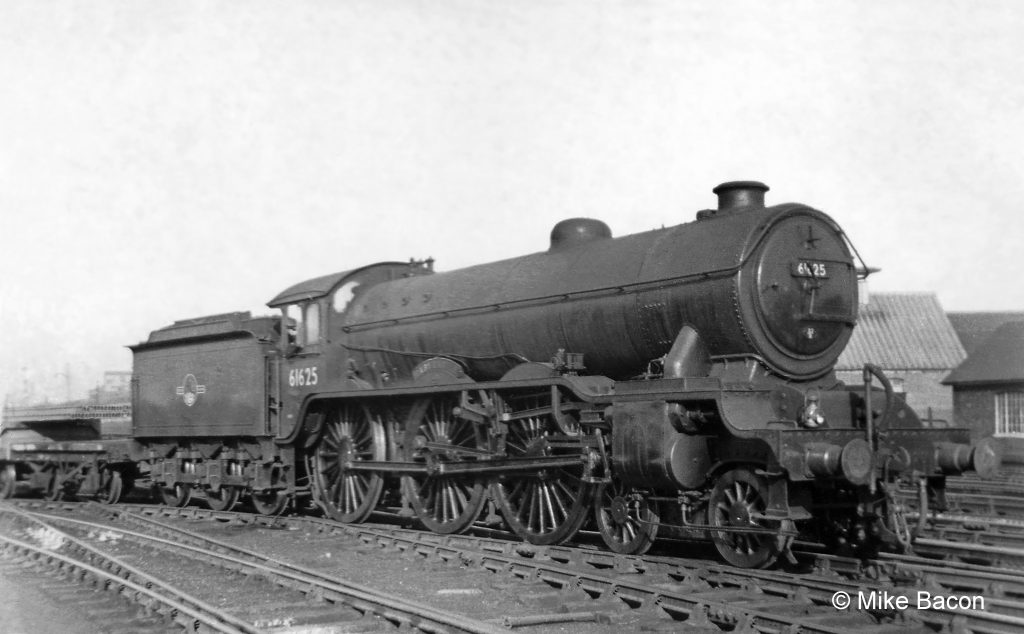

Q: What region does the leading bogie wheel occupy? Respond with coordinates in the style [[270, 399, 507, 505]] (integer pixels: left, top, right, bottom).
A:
[[402, 395, 488, 534], [595, 480, 659, 555], [707, 467, 783, 568], [312, 402, 386, 523]]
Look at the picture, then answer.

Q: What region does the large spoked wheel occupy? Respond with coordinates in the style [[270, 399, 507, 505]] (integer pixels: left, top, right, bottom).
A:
[[402, 395, 488, 534], [708, 467, 783, 568], [312, 403, 385, 523], [595, 480, 659, 555], [491, 391, 594, 545], [251, 490, 289, 515], [97, 469, 124, 505], [158, 483, 193, 507], [205, 486, 240, 511], [0, 464, 17, 499]]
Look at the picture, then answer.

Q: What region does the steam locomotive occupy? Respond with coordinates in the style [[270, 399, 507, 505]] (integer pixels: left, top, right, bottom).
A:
[[1, 181, 999, 568]]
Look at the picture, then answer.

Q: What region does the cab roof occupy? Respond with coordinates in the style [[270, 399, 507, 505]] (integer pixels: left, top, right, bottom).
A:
[[266, 261, 433, 308], [267, 270, 354, 308]]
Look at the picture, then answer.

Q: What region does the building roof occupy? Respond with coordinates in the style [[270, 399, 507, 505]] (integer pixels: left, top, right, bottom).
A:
[[947, 312, 1024, 356], [943, 321, 1024, 386], [836, 293, 966, 371]]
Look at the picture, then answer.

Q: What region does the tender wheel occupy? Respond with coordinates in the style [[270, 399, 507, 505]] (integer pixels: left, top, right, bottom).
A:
[[158, 483, 193, 507], [708, 467, 783, 568], [0, 464, 17, 499], [251, 490, 289, 515], [97, 469, 124, 505], [595, 481, 659, 555], [490, 391, 593, 545], [44, 462, 73, 501], [312, 403, 385, 523], [205, 486, 240, 511], [402, 395, 488, 534]]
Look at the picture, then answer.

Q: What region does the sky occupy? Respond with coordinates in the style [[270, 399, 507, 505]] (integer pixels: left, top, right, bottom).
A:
[[1, 0, 1023, 403]]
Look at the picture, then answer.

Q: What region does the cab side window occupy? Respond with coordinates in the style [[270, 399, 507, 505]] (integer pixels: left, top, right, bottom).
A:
[[284, 304, 303, 348], [304, 302, 321, 344], [282, 301, 324, 353]]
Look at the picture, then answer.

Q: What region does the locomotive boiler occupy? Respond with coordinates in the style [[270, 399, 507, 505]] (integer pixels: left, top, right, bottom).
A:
[[342, 180, 855, 383], [2, 180, 998, 569]]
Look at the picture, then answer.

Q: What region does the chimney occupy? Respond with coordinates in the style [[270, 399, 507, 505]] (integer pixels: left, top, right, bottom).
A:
[[712, 181, 769, 212]]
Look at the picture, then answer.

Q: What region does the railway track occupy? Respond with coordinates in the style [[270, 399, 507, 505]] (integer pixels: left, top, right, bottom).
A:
[[360, 528, 1024, 633], [932, 492, 1024, 518], [0, 504, 256, 633], [903, 512, 1024, 569], [8, 500, 1024, 633], [900, 473, 1024, 519], [0, 501, 505, 634]]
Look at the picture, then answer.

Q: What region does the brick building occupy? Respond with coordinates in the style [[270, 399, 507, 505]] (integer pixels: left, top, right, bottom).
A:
[[943, 321, 1024, 464], [836, 293, 966, 426]]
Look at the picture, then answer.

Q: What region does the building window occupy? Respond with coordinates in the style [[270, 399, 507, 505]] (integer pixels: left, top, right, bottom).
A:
[[995, 392, 1024, 437]]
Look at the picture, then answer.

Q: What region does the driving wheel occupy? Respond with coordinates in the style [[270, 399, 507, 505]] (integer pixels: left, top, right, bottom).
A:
[[312, 402, 385, 523], [402, 395, 488, 534], [490, 390, 593, 545]]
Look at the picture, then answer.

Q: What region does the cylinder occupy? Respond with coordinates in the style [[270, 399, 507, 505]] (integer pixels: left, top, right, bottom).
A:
[[804, 443, 843, 478], [935, 442, 973, 475], [840, 439, 874, 485], [971, 438, 1001, 479]]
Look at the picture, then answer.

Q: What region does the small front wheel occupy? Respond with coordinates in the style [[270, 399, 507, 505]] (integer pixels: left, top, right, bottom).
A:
[[594, 481, 659, 555], [707, 467, 784, 568]]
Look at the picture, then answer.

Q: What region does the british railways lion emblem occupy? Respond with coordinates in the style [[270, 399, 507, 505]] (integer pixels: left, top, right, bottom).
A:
[[175, 374, 206, 407]]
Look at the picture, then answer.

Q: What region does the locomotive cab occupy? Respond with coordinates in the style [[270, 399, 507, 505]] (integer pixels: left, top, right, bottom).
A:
[[266, 259, 436, 444]]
